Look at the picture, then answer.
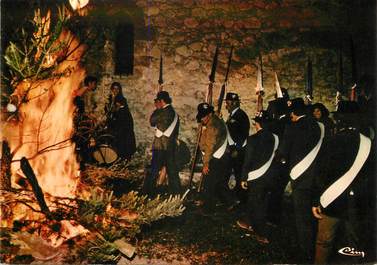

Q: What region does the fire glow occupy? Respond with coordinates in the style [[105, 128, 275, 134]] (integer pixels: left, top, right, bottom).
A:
[[3, 29, 86, 199]]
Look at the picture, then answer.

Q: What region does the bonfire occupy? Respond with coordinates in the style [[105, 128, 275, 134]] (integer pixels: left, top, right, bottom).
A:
[[0, 3, 185, 264]]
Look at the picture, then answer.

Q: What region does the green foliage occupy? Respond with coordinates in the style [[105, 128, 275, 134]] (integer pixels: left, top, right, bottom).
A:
[[76, 188, 187, 263], [77, 187, 186, 236], [121, 191, 186, 225], [85, 236, 121, 264], [77, 189, 113, 226], [3, 6, 68, 86]]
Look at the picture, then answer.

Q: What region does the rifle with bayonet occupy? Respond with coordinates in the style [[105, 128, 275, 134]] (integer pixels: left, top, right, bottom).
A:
[[350, 37, 357, 101], [256, 53, 264, 112], [188, 46, 219, 191], [216, 46, 233, 116], [335, 47, 343, 109], [305, 57, 313, 104], [158, 54, 163, 92], [205, 46, 219, 105]]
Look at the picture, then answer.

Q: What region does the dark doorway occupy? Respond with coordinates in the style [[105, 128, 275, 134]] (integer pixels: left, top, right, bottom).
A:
[[114, 23, 134, 75]]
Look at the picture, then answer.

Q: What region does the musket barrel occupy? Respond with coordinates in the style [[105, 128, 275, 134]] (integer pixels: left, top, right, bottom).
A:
[[209, 46, 219, 83]]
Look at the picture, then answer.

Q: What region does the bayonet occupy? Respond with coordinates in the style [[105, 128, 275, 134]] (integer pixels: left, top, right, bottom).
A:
[[217, 46, 233, 115], [256, 53, 264, 112], [158, 54, 163, 92], [350, 36, 357, 101], [336, 47, 343, 108], [274, 71, 283, 98], [206, 46, 219, 105], [305, 57, 313, 104]]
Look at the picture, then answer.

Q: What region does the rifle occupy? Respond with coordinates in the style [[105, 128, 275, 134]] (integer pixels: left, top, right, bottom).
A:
[[158, 54, 163, 92], [305, 57, 313, 104], [205, 46, 219, 105], [256, 53, 264, 112], [335, 47, 343, 109], [188, 46, 219, 191], [216, 46, 233, 115], [350, 37, 357, 101]]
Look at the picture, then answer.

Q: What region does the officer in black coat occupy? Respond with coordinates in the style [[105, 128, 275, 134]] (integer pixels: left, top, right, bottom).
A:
[[312, 101, 374, 264], [237, 111, 279, 244], [225, 92, 250, 204], [265, 97, 291, 224], [277, 98, 326, 263]]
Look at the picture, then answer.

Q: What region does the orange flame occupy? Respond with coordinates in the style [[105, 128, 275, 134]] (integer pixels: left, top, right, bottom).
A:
[[3, 29, 86, 198]]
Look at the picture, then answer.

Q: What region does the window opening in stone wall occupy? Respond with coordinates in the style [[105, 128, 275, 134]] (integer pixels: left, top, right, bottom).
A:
[[114, 23, 134, 75]]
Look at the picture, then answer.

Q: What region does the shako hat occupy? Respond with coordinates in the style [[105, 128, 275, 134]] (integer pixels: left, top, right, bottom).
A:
[[288, 97, 306, 116], [196, 102, 214, 122], [225, 92, 239, 101], [155, 91, 171, 102]]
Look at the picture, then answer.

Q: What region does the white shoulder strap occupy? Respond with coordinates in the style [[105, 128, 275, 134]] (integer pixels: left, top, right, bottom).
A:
[[248, 134, 279, 181], [290, 122, 325, 180], [213, 127, 229, 159], [155, 112, 178, 138], [320, 133, 371, 208]]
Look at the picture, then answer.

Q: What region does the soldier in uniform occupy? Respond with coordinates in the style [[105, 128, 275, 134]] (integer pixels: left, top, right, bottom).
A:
[[196, 103, 232, 213], [276, 97, 326, 263], [225, 92, 250, 205], [266, 96, 291, 225], [143, 91, 181, 195], [312, 101, 374, 264], [237, 110, 280, 244]]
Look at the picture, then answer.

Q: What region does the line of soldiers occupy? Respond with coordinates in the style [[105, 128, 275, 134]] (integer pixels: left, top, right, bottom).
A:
[[143, 88, 375, 264]]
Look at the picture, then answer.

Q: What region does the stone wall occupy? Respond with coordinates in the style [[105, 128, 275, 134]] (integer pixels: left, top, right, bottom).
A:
[[88, 0, 354, 152]]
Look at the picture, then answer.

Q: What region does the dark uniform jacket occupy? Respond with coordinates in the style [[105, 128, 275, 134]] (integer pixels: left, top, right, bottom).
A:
[[150, 104, 179, 151], [241, 129, 279, 185], [278, 115, 323, 189], [199, 114, 228, 167], [314, 129, 373, 218], [318, 116, 335, 138], [226, 108, 250, 149]]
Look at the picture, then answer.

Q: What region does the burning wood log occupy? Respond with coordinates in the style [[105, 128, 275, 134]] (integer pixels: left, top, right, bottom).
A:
[[1, 141, 12, 190], [20, 157, 51, 218]]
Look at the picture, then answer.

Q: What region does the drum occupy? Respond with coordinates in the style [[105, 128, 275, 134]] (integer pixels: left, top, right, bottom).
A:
[[91, 134, 118, 165]]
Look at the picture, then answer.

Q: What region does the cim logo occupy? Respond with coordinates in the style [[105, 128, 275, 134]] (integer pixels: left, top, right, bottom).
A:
[[338, 247, 365, 258]]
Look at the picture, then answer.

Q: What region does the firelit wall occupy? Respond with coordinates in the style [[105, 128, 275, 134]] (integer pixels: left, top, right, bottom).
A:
[[87, 0, 374, 152]]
